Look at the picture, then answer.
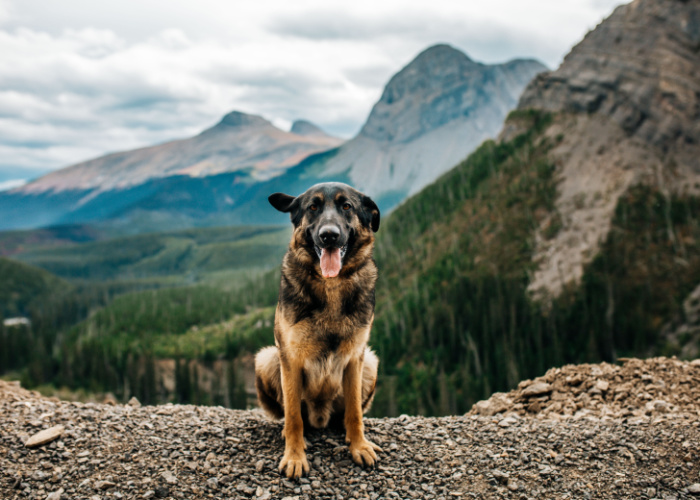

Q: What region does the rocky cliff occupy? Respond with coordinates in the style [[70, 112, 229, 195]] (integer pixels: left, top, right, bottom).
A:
[[1, 357, 699, 499], [501, 0, 700, 301]]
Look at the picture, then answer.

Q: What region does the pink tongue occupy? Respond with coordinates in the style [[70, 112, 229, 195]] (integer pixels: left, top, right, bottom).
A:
[[320, 248, 342, 278]]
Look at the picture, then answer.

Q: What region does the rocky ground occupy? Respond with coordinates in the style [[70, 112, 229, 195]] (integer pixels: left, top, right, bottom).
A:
[[2, 357, 700, 500]]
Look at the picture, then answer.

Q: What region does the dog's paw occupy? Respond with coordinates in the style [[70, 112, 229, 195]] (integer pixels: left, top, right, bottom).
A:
[[279, 450, 309, 479], [349, 439, 383, 468]]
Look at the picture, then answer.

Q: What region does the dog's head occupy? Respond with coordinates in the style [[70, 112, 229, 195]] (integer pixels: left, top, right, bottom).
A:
[[269, 182, 380, 278]]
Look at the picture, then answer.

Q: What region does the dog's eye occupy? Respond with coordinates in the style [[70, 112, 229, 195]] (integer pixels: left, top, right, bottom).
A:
[[309, 204, 318, 212], [342, 203, 352, 211]]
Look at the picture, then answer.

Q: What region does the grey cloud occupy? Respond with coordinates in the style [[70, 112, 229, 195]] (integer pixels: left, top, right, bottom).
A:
[[267, 11, 422, 41], [205, 64, 319, 97], [269, 11, 563, 67], [343, 64, 397, 89]]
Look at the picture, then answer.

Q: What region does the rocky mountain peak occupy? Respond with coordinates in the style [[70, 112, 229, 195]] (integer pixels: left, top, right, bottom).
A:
[[511, 0, 700, 301], [290, 120, 331, 137], [359, 44, 546, 143], [216, 110, 272, 129], [518, 0, 700, 164]]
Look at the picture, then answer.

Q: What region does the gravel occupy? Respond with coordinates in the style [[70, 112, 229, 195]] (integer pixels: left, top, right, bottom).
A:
[[2, 357, 700, 499]]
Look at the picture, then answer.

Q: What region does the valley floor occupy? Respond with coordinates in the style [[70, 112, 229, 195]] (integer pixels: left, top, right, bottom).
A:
[[1, 358, 700, 500]]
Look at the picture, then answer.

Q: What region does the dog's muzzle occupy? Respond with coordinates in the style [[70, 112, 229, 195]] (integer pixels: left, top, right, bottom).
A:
[[315, 225, 347, 278]]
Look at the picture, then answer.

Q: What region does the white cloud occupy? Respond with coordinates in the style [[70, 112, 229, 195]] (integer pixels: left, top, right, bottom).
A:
[[0, 178, 26, 191], [0, 0, 626, 179]]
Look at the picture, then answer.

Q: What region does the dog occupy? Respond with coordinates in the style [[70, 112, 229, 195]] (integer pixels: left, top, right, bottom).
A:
[[254, 182, 382, 479]]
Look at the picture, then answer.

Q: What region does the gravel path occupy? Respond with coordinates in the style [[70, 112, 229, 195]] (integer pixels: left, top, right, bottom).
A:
[[2, 358, 700, 500]]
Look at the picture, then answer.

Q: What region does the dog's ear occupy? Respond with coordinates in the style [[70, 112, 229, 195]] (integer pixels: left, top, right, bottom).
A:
[[268, 193, 297, 213], [360, 195, 380, 232]]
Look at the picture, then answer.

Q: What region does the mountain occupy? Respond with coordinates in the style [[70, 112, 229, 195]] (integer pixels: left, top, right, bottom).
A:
[[20, 111, 342, 194], [189, 45, 546, 228], [321, 45, 546, 199], [510, 0, 700, 301], [0, 45, 545, 233], [0, 113, 342, 231], [364, 0, 700, 415]]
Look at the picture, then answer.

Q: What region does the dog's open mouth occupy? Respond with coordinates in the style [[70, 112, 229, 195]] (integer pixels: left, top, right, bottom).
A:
[[315, 245, 348, 278]]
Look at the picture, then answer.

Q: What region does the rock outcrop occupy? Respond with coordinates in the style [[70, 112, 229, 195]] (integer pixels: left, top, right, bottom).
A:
[[508, 0, 700, 300], [470, 356, 700, 422]]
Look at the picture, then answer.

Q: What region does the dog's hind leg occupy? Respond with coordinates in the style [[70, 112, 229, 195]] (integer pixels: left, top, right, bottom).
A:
[[361, 348, 379, 413], [255, 346, 284, 419]]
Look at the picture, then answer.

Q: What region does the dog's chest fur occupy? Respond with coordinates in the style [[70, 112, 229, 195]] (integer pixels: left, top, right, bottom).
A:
[[276, 261, 375, 400]]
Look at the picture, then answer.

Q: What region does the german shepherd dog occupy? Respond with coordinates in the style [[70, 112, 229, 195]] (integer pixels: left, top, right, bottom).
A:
[[255, 182, 382, 479]]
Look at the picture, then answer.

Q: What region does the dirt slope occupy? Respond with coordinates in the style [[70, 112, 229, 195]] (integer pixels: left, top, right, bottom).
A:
[[2, 357, 700, 500]]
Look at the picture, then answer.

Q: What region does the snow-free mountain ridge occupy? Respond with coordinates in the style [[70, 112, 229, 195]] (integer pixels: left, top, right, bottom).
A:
[[0, 44, 546, 232]]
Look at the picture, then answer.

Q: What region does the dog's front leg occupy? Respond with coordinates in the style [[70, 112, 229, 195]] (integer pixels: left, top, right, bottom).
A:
[[279, 360, 309, 479], [343, 356, 383, 467]]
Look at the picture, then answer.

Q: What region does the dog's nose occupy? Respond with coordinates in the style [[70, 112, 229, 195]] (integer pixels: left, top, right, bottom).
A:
[[319, 226, 340, 245]]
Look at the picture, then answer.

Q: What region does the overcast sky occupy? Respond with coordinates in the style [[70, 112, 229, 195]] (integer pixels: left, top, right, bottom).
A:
[[0, 0, 624, 188]]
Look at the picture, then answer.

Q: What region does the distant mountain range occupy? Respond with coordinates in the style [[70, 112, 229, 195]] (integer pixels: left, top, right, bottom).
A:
[[0, 44, 546, 233]]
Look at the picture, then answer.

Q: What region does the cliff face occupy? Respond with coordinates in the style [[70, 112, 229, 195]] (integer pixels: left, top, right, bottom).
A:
[[519, 0, 700, 169], [506, 0, 700, 301]]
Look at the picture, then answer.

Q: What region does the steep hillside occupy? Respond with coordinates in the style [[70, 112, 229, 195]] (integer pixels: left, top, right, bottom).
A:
[[316, 45, 546, 199], [511, 0, 700, 300], [19, 112, 341, 194], [0, 258, 71, 318]]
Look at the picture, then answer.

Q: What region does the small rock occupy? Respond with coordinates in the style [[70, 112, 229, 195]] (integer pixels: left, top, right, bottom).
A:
[[46, 489, 64, 500], [645, 400, 670, 413], [498, 416, 518, 427], [539, 466, 554, 476], [32, 470, 49, 481], [25, 426, 65, 448], [142, 491, 155, 499], [595, 380, 609, 392], [256, 459, 265, 473], [688, 484, 700, 495], [95, 481, 116, 490], [128, 397, 141, 408], [507, 480, 518, 492], [161, 471, 177, 485], [492, 470, 509, 484], [521, 382, 552, 398], [472, 393, 513, 416], [154, 486, 169, 498]]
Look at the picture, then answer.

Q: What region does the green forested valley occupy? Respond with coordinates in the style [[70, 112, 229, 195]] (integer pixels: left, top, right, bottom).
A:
[[2, 111, 699, 415]]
